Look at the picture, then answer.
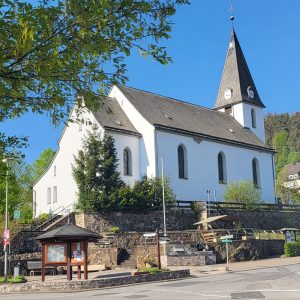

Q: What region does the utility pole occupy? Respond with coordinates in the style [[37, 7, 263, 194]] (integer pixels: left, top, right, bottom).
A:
[[2, 158, 10, 283]]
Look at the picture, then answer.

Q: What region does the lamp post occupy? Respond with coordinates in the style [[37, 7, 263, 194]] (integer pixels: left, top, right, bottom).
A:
[[2, 158, 12, 283]]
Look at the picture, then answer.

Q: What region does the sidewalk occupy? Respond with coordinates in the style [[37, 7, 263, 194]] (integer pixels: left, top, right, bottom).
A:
[[169, 256, 300, 277]]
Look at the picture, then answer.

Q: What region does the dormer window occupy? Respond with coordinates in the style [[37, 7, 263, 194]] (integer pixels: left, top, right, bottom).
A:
[[224, 88, 232, 100], [247, 86, 255, 99]]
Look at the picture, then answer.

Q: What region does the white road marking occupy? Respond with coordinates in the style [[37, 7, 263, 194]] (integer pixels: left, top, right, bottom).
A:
[[149, 288, 231, 298]]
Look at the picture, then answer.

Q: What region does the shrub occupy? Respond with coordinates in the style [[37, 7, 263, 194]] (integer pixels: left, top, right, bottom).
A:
[[224, 180, 262, 210], [109, 226, 120, 234], [138, 267, 162, 274], [0, 275, 27, 283], [284, 242, 300, 257]]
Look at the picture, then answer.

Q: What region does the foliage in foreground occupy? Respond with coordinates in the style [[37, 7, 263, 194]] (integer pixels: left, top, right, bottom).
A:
[[223, 181, 262, 210], [0, 0, 189, 152], [284, 242, 300, 257], [0, 275, 27, 283]]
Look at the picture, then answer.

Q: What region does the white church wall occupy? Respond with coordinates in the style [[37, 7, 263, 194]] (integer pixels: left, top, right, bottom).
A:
[[156, 130, 275, 203], [232, 103, 265, 142], [109, 86, 155, 177], [110, 132, 140, 185], [33, 108, 98, 217]]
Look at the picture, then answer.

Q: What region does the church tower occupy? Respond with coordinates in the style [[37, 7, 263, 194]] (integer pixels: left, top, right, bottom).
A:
[[214, 30, 266, 142]]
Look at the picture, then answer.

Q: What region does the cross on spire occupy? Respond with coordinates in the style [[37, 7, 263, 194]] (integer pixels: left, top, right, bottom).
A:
[[228, 0, 235, 26]]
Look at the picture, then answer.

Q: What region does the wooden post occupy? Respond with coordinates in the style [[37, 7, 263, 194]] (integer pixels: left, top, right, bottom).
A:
[[67, 242, 72, 281], [83, 240, 88, 280], [77, 265, 81, 279], [156, 228, 161, 269], [41, 242, 45, 282]]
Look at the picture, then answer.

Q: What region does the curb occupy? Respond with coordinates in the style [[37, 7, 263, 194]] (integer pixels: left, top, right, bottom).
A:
[[0, 269, 190, 293]]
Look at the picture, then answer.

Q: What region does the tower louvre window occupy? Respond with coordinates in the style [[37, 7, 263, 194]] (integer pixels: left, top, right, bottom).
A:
[[251, 108, 257, 128]]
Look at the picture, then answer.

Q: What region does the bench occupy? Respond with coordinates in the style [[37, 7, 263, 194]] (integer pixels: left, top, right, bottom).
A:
[[27, 261, 56, 276]]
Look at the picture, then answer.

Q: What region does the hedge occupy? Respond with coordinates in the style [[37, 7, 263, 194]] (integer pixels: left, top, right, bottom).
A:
[[284, 242, 300, 257]]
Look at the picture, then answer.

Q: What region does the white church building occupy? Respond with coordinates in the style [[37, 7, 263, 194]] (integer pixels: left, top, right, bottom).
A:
[[33, 30, 276, 217]]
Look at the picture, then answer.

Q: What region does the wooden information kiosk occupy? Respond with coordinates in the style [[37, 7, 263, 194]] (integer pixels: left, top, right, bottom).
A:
[[36, 223, 99, 281]]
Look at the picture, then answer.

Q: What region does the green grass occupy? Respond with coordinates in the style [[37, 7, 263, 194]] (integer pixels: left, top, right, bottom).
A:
[[0, 275, 27, 283]]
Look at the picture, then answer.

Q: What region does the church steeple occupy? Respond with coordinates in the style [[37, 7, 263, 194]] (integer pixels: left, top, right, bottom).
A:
[[214, 30, 265, 109]]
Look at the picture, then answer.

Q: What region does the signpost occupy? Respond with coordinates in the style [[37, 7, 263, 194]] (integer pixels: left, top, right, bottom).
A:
[[220, 235, 233, 271]]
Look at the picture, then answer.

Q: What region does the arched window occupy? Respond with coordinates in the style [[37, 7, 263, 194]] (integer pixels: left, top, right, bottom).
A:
[[251, 108, 257, 128], [218, 152, 227, 184], [123, 148, 132, 176], [178, 144, 188, 179], [252, 158, 260, 188]]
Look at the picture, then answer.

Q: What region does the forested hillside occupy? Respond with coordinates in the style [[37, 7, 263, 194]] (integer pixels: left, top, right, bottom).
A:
[[265, 112, 300, 203]]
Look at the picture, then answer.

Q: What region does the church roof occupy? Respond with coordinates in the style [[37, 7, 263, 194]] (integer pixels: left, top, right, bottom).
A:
[[92, 97, 140, 136], [119, 86, 273, 152], [286, 163, 300, 176], [214, 30, 265, 109]]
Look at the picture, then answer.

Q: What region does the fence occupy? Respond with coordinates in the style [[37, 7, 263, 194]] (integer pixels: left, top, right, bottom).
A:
[[176, 200, 300, 212]]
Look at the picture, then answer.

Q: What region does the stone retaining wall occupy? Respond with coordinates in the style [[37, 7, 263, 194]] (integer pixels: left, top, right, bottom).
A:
[[75, 209, 198, 232], [0, 269, 190, 293], [213, 239, 285, 263], [161, 253, 216, 267]]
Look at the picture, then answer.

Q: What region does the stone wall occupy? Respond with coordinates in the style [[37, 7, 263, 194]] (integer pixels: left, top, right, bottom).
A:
[[0, 269, 190, 293], [75, 209, 198, 233], [161, 252, 216, 267], [88, 245, 118, 269], [201, 208, 300, 230], [213, 239, 285, 263]]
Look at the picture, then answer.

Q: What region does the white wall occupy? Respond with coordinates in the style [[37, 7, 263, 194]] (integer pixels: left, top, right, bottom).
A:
[[109, 86, 156, 177], [156, 130, 275, 203], [111, 132, 140, 185], [33, 107, 140, 217], [232, 103, 265, 142]]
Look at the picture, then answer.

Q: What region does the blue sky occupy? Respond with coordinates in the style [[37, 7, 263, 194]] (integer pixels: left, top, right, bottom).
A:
[[1, 0, 300, 163]]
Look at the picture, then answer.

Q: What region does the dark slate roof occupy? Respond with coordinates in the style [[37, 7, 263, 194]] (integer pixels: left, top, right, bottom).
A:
[[118, 86, 273, 152], [36, 223, 99, 241], [92, 97, 140, 136], [214, 30, 265, 109], [286, 163, 300, 176]]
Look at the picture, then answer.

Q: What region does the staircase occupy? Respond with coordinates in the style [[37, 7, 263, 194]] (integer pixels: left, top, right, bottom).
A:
[[118, 249, 137, 269]]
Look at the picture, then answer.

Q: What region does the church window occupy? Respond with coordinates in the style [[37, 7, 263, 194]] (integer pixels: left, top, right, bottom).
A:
[[47, 187, 51, 205], [53, 186, 57, 203], [218, 152, 227, 184], [251, 108, 257, 128], [252, 158, 260, 188], [123, 148, 132, 176], [178, 144, 188, 179]]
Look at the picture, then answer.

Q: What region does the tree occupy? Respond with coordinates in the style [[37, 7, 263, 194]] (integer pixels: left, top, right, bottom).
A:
[[0, 0, 189, 150], [73, 126, 176, 212], [223, 181, 262, 210], [72, 126, 123, 211], [273, 131, 290, 176], [15, 147, 55, 221], [275, 167, 300, 205]]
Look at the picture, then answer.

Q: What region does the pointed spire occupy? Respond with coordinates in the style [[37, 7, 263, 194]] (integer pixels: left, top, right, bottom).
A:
[[214, 30, 265, 109]]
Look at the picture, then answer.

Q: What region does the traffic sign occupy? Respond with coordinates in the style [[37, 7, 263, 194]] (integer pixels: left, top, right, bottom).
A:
[[3, 230, 10, 246], [220, 235, 233, 240], [14, 210, 21, 220], [221, 239, 233, 243]]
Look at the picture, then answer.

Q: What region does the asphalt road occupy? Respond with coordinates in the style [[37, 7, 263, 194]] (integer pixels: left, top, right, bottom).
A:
[[1, 264, 300, 300]]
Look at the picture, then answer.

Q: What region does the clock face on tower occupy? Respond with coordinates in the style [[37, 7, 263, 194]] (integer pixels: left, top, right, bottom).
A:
[[224, 88, 232, 100]]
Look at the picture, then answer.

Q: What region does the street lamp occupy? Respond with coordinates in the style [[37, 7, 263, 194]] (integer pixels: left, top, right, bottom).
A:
[[2, 158, 13, 283]]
